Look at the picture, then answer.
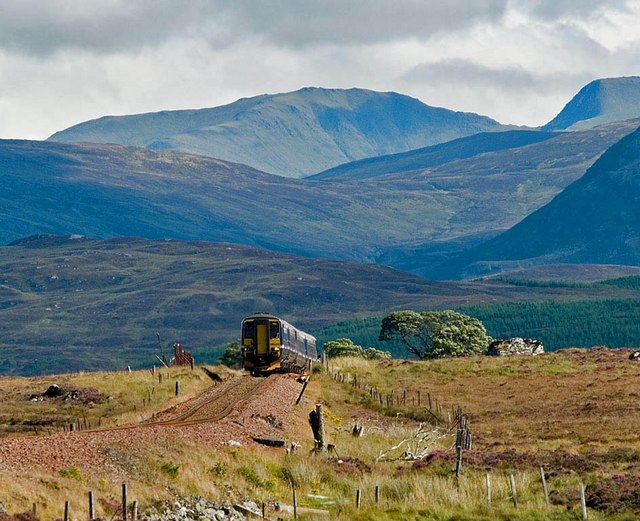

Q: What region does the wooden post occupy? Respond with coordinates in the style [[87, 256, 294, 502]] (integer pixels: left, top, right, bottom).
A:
[[509, 474, 518, 508], [417, 390, 421, 406], [403, 389, 407, 405], [540, 467, 549, 505], [64, 501, 69, 521], [32, 503, 37, 519], [89, 491, 95, 520], [356, 489, 361, 509], [122, 482, 128, 521], [132, 500, 138, 521], [455, 445, 463, 485], [485, 473, 491, 504], [428, 392, 432, 410], [375, 484, 380, 504], [317, 404, 325, 450], [175, 380, 180, 396], [580, 483, 587, 520], [261, 502, 266, 519], [292, 486, 297, 519], [295, 377, 309, 405], [69, 423, 76, 432]]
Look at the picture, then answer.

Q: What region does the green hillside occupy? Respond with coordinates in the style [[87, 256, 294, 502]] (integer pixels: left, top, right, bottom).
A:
[[2, 235, 638, 375], [48, 87, 507, 178], [309, 129, 555, 180], [544, 76, 640, 131], [437, 124, 640, 279], [4, 120, 637, 276], [313, 295, 640, 357]]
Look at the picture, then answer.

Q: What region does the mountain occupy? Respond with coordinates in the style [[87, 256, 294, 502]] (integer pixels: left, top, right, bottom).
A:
[[1, 235, 636, 375], [435, 124, 640, 279], [544, 76, 640, 131], [373, 119, 640, 273], [309, 130, 556, 180], [2, 121, 637, 271], [48, 87, 507, 178]]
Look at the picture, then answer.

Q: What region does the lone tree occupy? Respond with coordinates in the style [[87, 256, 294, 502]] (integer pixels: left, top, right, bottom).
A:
[[378, 310, 490, 359]]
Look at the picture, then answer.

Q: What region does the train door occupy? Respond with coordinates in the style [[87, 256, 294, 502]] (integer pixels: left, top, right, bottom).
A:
[[256, 323, 269, 355]]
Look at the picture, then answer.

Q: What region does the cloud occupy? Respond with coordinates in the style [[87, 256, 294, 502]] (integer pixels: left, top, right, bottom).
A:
[[512, 0, 634, 21], [402, 60, 592, 94], [1, 1, 640, 138], [0, 0, 511, 56]]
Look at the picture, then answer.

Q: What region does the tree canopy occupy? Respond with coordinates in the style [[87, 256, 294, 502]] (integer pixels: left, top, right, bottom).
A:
[[323, 338, 390, 360], [378, 310, 491, 359], [219, 341, 243, 369]]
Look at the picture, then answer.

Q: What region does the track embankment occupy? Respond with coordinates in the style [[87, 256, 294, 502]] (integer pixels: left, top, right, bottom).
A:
[[0, 373, 301, 476]]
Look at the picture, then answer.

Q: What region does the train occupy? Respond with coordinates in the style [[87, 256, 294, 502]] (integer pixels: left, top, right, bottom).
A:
[[241, 313, 317, 375]]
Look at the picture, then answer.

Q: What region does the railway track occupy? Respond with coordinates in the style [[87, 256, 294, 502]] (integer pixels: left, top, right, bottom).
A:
[[150, 375, 269, 426], [94, 374, 273, 433]]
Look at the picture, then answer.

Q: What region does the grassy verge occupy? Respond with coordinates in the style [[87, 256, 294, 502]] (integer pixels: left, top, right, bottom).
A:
[[2, 352, 640, 519]]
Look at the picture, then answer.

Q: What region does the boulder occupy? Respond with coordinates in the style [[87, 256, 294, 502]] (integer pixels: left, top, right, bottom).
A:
[[487, 337, 544, 356], [44, 384, 65, 397]]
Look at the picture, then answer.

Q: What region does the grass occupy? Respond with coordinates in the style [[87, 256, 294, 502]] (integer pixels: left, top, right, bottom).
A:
[[2, 351, 640, 519], [0, 365, 232, 436]]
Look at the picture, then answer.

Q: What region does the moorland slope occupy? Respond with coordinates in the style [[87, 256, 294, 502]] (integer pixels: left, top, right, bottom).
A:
[[48, 87, 507, 178]]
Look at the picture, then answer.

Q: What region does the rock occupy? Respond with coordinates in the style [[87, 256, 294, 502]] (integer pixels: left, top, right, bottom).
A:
[[227, 440, 241, 447], [629, 351, 640, 360], [252, 435, 285, 447], [44, 384, 65, 397], [0, 501, 6, 513], [487, 337, 544, 356]]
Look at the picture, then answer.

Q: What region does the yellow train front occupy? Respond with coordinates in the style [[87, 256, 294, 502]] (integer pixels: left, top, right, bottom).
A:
[[241, 313, 317, 375]]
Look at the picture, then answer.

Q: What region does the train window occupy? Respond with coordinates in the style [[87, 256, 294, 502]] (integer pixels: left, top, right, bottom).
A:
[[243, 322, 255, 337], [270, 322, 280, 338]]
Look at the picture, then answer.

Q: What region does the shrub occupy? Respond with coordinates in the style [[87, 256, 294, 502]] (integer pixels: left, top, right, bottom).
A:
[[323, 338, 390, 359], [160, 461, 179, 478], [219, 341, 242, 369], [58, 466, 82, 481]]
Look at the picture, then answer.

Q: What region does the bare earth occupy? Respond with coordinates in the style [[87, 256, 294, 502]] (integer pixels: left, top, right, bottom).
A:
[[0, 374, 302, 476]]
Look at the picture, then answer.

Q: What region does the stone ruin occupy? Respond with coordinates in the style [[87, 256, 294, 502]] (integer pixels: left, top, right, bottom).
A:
[[487, 337, 544, 356]]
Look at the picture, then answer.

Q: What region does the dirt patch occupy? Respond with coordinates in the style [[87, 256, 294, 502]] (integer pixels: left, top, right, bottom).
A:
[[0, 374, 302, 478]]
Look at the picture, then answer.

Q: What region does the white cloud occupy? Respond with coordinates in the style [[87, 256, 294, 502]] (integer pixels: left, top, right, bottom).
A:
[[0, 0, 639, 138]]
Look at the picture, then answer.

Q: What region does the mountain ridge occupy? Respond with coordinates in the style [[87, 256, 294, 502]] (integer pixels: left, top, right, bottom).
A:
[[48, 87, 508, 178], [434, 124, 640, 278], [544, 76, 640, 131]]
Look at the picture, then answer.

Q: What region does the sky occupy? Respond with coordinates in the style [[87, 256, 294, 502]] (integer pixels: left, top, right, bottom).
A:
[[1, 0, 640, 139]]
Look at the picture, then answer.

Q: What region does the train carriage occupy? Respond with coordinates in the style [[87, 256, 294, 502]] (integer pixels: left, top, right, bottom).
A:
[[241, 313, 317, 375]]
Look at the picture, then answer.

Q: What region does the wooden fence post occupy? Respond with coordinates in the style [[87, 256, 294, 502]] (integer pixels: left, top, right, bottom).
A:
[[486, 473, 491, 504], [122, 482, 128, 521], [540, 467, 549, 505], [292, 485, 297, 519], [175, 380, 180, 396], [454, 445, 463, 487], [509, 474, 518, 508], [132, 500, 138, 521], [64, 501, 69, 521], [580, 483, 588, 520], [356, 489, 361, 509], [89, 491, 95, 520], [375, 484, 380, 504]]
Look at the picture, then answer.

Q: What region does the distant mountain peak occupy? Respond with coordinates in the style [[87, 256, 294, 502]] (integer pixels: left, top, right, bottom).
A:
[[48, 86, 507, 178], [544, 76, 640, 131]]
